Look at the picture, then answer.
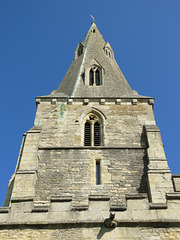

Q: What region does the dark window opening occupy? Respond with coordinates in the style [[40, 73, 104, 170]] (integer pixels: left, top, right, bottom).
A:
[[94, 122, 101, 146], [96, 161, 100, 185], [84, 122, 91, 146], [95, 69, 100, 86], [81, 72, 85, 83], [93, 29, 95, 33], [89, 69, 94, 85], [78, 47, 83, 57]]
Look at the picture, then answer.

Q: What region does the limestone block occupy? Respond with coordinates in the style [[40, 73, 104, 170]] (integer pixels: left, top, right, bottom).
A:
[[100, 99, 105, 105], [132, 209, 158, 221], [36, 98, 41, 104], [116, 99, 121, 105], [10, 201, 33, 213], [132, 99, 137, 105], [68, 98, 73, 105], [127, 198, 149, 210], [50, 202, 72, 212], [0, 214, 8, 222], [18, 131, 40, 170], [168, 199, 180, 209], [148, 98, 155, 105], [11, 173, 36, 199], [83, 99, 89, 104], [173, 175, 180, 191], [157, 209, 180, 220], [148, 160, 170, 170], [51, 98, 57, 105], [89, 200, 109, 211]]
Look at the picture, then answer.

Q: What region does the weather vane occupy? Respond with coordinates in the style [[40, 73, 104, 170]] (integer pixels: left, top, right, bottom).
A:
[[90, 14, 95, 23]]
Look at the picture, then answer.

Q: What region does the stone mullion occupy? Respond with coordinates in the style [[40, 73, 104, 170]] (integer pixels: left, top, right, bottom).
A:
[[93, 70, 96, 86], [91, 122, 94, 146]]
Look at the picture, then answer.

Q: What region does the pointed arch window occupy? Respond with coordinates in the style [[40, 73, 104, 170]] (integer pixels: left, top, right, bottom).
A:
[[84, 114, 102, 146], [95, 69, 100, 86], [89, 66, 102, 86], [94, 122, 101, 146], [89, 69, 94, 86], [84, 122, 91, 146], [77, 45, 84, 57], [104, 44, 114, 59]]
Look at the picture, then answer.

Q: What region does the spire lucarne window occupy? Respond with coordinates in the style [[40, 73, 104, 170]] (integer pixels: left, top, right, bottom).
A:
[[84, 114, 102, 146], [89, 66, 101, 86]]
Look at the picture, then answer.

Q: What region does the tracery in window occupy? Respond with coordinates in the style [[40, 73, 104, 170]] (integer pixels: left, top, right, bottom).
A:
[[84, 114, 102, 146], [89, 66, 102, 86]]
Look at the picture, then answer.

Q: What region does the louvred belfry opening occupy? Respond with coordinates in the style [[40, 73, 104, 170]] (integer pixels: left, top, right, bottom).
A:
[[94, 122, 101, 146], [84, 122, 91, 146]]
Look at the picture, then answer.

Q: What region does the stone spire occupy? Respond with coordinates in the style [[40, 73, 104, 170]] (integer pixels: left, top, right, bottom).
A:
[[53, 22, 142, 98]]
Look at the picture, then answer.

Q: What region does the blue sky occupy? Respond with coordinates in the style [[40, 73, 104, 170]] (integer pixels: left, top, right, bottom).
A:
[[0, 0, 180, 206]]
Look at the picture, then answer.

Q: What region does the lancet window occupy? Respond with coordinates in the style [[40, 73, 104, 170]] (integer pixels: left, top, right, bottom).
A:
[[89, 66, 101, 86], [78, 46, 83, 57], [84, 114, 102, 146]]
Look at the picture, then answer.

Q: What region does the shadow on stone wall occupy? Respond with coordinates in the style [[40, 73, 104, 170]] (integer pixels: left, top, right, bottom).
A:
[[97, 225, 114, 239], [137, 153, 148, 194], [138, 127, 148, 194]]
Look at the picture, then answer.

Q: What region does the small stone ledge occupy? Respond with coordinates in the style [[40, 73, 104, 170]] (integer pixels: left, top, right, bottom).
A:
[[100, 99, 105, 105], [71, 206, 88, 211], [26, 126, 42, 133], [83, 99, 89, 105], [51, 98, 57, 105], [110, 205, 127, 211], [116, 99, 121, 105], [145, 125, 160, 132], [11, 197, 33, 203], [1, 221, 180, 228], [32, 206, 49, 212], [148, 99, 155, 105], [0, 207, 10, 213], [36, 98, 41, 105], [38, 146, 146, 150], [32, 201, 50, 212], [172, 175, 180, 192], [148, 169, 171, 174], [166, 193, 180, 199], [51, 196, 72, 202], [126, 193, 147, 199], [89, 195, 110, 201], [67, 99, 73, 105], [149, 203, 167, 209], [148, 158, 167, 162], [16, 170, 36, 174], [132, 99, 137, 105]]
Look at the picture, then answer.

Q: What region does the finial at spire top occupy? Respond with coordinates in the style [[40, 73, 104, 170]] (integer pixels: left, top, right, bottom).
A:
[[90, 14, 96, 23]]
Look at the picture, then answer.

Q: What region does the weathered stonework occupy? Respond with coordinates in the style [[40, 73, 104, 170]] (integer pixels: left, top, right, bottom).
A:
[[1, 22, 180, 239]]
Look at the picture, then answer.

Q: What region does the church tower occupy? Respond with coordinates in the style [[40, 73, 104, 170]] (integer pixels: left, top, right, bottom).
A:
[[1, 22, 180, 239]]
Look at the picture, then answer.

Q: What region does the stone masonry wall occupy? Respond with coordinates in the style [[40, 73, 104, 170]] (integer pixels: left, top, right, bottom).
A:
[[34, 99, 155, 148], [35, 148, 147, 207], [0, 226, 180, 240]]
